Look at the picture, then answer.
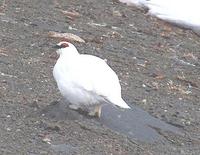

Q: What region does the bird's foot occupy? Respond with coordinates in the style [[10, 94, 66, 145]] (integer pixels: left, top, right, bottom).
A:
[[88, 105, 101, 118]]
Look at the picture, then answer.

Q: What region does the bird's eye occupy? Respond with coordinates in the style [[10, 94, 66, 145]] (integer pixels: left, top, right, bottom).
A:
[[60, 43, 69, 48]]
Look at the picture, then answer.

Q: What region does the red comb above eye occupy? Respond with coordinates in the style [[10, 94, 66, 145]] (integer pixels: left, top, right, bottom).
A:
[[61, 43, 69, 48]]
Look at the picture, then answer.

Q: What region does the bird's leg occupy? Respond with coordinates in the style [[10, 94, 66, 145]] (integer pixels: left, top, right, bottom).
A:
[[88, 105, 102, 118], [95, 105, 102, 118]]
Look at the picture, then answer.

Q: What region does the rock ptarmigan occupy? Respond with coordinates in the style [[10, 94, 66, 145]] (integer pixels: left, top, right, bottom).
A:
[[53, 41, 130, 117]]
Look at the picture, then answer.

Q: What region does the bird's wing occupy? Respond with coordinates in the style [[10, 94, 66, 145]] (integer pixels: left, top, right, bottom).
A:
[[69, 54, 122, 99], [59, 54, 129, 108]]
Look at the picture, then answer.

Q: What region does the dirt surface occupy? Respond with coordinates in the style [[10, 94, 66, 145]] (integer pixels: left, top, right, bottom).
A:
[[0, 0, 200, 154]]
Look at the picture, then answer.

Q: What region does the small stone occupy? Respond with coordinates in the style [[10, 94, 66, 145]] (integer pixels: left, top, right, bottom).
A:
[[40, 151, 48, 155], [185, 121, 191, 125], [142, 99, 147, 104], [142, 84, 146, 88], [180, 149, 185, 154], [16, 129, 21, 132], [42, 136, 51, 144], [113, 10, 122, 17]]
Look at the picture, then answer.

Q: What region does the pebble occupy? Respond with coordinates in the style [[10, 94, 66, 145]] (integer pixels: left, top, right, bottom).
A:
[[142, 84, 146, 88], [142, 99, 147, 104]]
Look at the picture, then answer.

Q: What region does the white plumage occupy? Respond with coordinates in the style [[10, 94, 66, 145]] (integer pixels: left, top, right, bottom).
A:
[[53, 42, 130, 117]]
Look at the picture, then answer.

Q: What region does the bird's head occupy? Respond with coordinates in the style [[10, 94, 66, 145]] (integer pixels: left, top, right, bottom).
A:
[[53, 41, 79, 56]]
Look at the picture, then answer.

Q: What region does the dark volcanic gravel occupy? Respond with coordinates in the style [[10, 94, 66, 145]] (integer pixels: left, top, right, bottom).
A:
[[0, 0, 200, 154]]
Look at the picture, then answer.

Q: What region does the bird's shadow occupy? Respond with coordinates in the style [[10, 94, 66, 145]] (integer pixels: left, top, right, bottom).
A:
[[39, 101, 183, 143], [39, 100, 97, 121]]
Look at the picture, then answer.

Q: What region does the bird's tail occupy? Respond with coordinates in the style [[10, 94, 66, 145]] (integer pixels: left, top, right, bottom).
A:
[[109, 97, 131, 109]]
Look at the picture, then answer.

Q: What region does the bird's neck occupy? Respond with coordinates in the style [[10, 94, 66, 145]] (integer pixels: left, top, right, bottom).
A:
[[60, 50, 80, 58], [59, 52, 80, 65]]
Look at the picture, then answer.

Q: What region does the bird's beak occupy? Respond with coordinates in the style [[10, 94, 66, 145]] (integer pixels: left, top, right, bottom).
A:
[[53, 45, 61, 49]]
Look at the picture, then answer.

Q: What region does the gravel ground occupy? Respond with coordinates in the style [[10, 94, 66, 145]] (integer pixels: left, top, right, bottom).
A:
[[0, 0, 200, 154]]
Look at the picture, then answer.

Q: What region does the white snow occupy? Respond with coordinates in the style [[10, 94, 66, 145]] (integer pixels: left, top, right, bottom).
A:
[[119, 0, 200, 34]]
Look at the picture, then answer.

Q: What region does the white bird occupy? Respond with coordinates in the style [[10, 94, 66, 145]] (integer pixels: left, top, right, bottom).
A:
[[53, 41, 130, 117]]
